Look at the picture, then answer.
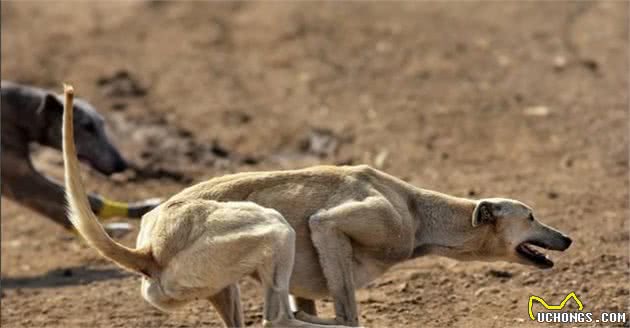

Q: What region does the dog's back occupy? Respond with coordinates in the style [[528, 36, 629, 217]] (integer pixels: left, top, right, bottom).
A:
[[173, 165, 368, 201]]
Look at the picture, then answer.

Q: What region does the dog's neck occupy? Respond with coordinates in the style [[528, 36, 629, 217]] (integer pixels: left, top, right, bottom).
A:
[[409, 189, 478, 258]]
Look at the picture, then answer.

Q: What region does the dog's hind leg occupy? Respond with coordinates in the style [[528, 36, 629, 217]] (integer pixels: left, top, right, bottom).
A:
[[259, 224, 296, 327], [209, 284, 244, 328]]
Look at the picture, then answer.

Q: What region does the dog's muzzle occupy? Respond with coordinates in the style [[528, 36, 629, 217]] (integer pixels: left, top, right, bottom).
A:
[[516, 234, 572, 269]]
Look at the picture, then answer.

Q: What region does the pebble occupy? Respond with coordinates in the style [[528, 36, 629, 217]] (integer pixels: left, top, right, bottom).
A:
[[524, 106, 550, 116], [396, 282, 409, 293], [553, 55, 567, 70]]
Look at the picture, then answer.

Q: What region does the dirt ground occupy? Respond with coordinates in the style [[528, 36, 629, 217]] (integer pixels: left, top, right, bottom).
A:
[[1, 2, 628, 327]]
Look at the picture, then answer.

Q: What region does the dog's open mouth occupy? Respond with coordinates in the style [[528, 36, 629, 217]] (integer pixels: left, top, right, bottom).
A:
[[516, 241, 554, 268]]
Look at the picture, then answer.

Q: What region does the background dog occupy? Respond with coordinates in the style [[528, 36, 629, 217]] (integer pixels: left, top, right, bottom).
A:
[[1, 81, 160, 232]]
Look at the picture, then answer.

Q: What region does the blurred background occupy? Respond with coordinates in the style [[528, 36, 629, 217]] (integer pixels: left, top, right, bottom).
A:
[[1, 2, 628, 327]]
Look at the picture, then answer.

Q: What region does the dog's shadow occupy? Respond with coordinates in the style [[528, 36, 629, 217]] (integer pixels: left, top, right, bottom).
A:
[[1, 266, 130, 289]]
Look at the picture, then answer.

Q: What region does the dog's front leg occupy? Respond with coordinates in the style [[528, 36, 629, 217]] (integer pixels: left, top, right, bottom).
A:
[[309, 213, 359, 326], [209, 284, 244, 328]]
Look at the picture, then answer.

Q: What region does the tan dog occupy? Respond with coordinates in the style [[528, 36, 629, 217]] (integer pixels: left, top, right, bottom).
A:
[[62, 85, 352, 328], [159, 166, 572, 326]]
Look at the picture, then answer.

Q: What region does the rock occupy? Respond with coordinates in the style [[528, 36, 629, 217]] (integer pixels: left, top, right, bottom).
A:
[[396, 282, 409, 293], [523, 106, 550, 116], [553, 55, 567, 70]]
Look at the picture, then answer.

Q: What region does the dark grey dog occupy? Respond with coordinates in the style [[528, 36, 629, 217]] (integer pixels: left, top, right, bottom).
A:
[[1, 81, 159, 232]]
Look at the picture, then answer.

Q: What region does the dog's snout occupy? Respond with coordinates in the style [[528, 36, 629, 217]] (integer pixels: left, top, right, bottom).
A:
[[112, 157, 128, 173], [560, 235, 572, 251]]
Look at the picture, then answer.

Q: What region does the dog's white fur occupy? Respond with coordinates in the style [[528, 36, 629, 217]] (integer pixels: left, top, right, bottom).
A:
[[62, 85, 352, 328]]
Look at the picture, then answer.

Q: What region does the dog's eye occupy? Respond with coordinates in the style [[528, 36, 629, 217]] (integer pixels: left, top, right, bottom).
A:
[[528, 214, 534, 221], [83, 121, 97, 134]]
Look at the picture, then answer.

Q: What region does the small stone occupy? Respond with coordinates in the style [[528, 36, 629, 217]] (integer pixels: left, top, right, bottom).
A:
[[396, 282, 409, 293], [553, 55, 567, 70], [524, 106, 550, 116]]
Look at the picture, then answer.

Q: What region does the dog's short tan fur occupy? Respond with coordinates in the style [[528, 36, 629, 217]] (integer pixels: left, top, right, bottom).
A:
[[62, 85, 354, 328], [158, 165, 571, 326]]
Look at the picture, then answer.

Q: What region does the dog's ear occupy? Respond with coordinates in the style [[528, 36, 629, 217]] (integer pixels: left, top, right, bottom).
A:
[[37, 93, 63, 117], [472, 200, 498, 227], [34, 93, 65, 146]]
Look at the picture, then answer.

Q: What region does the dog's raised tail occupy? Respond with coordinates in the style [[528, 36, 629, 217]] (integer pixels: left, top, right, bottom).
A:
[[62, 84, 157, 278]]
